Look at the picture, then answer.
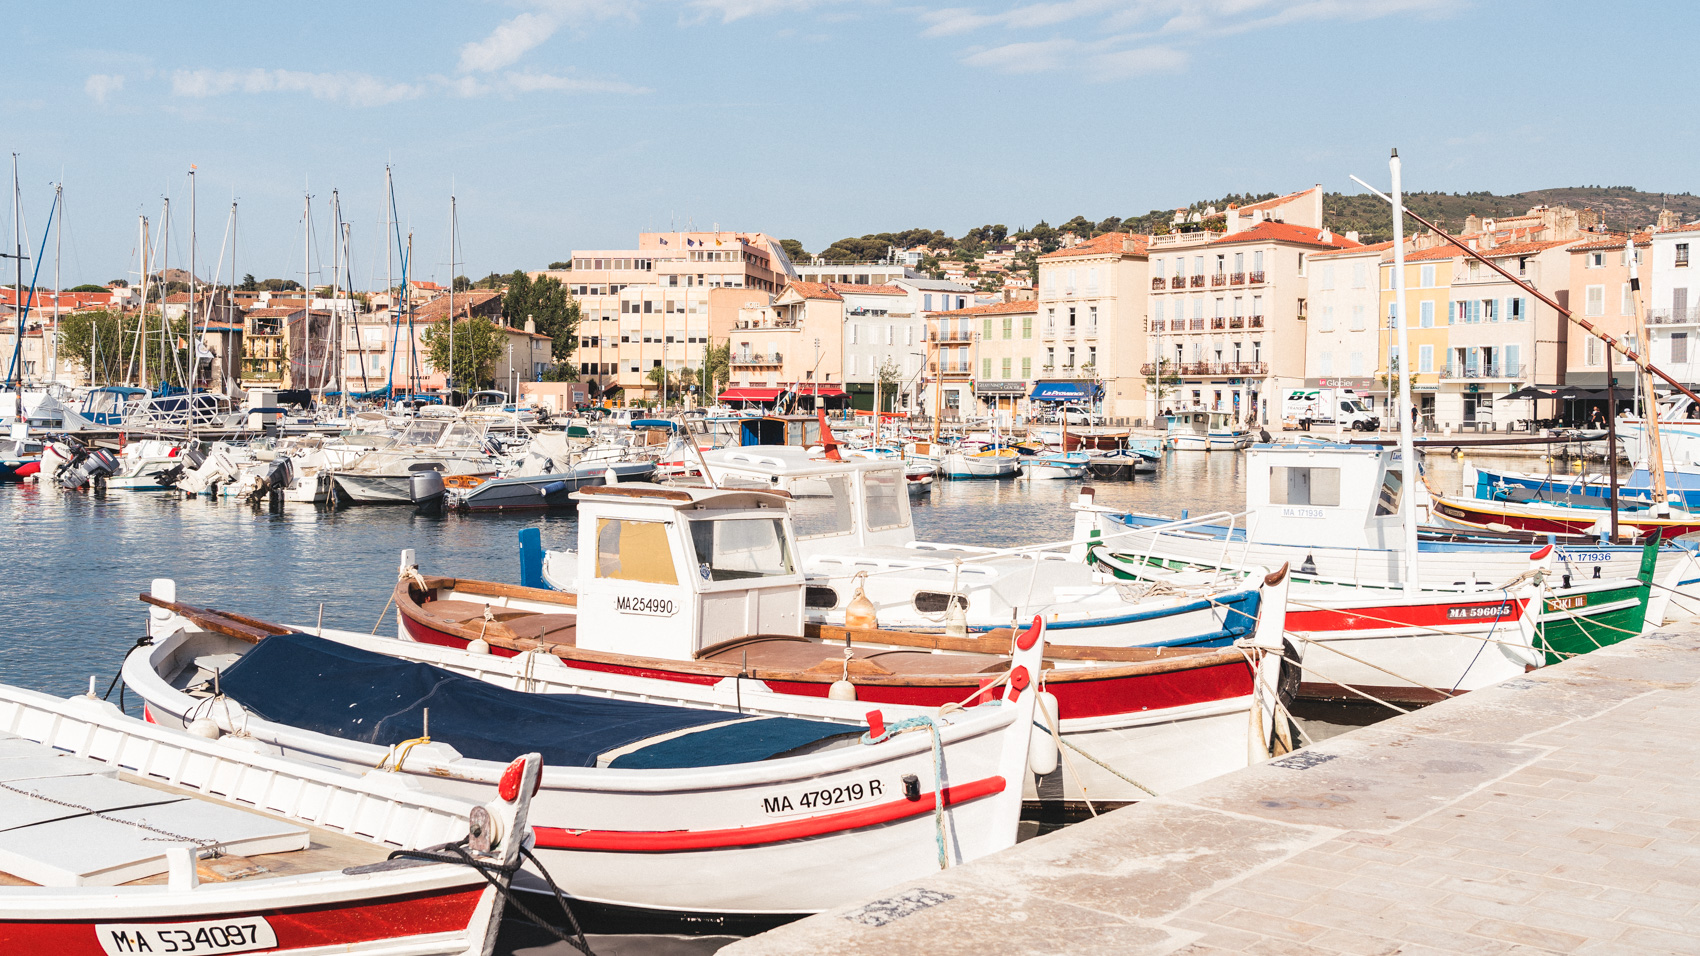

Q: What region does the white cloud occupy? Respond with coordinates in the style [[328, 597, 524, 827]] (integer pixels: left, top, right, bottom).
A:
[[456, 1, 638, 74], [170, 69, 423, 107], [933, 0, 1459, 80], [84, 73, 124, 103], [500, 71, 649, 95], [683, 0, 828, 23]]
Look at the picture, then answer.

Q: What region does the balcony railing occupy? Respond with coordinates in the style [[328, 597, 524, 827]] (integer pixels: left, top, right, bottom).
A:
[[1249, 315, 1264, 328], [1230, 272, 1246, 285], [1151, 278, 1166, 290], [927, 329, 977, 343], [1441, 362, 1522, 380], [1146, 361, 1269, 376], [1210, 274, 1227, 287], [732, 352, 784, 366], [1228, 317, 1244, 329], [1189, 275, 1205, 288], [1210, 317, 1226, 330], [1248, 271, 1266, 284], [1189, 318, 1205, 331], [1171, 276, 1185, 288], [931, 362, 974, 377], [1648, 307, 1700, 325]]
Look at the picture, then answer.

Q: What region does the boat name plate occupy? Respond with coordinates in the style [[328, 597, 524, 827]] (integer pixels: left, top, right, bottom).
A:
[[1279, 507, 1325, 519], [1445, 603, 1515, 621], [97, 917, 277, 955], [762, 777, 884, 815]]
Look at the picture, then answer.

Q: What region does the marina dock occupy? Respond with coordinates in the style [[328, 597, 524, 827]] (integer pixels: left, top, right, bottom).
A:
[[727, 625, 1700, 955]]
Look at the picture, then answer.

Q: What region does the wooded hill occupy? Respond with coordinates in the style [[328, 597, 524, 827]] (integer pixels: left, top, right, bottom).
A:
[[791, 187, 1699, 262]]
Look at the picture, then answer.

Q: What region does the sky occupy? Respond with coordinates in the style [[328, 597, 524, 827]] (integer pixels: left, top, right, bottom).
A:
[[1, 0, 1693, 288]]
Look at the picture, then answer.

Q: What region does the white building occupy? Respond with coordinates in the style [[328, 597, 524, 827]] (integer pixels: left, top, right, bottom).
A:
[[1304, 240, 1392, 396], [1647, 222, 1700, 386]]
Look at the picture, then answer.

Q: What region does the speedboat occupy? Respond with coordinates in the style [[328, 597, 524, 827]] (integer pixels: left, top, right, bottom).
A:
[[1027, 451, 1088, 480]]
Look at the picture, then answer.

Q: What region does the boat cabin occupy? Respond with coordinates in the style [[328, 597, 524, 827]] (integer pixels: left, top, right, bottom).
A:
[[570, 483, 807, 659], [701, 446, 916, 549], [737, 415, 822, 449], [1245, 443, 1419, 549], [80, 386, 147, 426]]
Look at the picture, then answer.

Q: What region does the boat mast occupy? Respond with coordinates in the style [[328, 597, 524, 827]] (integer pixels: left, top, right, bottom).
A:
[[1607, 347, 1619, 540], [188, 167, 196, 392], [1628, 239, 1667, 506], [128, 215, 148, 388], [51, 182, 60, 384], [448, 192, 455, 402], [1389, 150, 1419, 595], [385, 165, 395, 401], [159, 198, 170, 390], [6, 155, 20, 388], [332, 188, 344, 415], [228, 199, 237, 393]]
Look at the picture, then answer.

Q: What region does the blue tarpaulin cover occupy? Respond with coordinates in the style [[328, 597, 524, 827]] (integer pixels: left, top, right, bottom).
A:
[[218, 632, 855, 769], [1030, 381, 1095, 401]]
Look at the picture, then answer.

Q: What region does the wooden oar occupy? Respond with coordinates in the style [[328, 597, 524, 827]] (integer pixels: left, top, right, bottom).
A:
[[138, 594, 292, 645]]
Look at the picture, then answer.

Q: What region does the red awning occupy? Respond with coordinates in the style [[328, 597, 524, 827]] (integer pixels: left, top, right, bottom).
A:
[[719, 387, 781, 401], [793, 387, 846, 398]]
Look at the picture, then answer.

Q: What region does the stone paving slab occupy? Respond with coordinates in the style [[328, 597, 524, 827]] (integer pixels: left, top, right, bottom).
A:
[[726, 624, 1700, 955]]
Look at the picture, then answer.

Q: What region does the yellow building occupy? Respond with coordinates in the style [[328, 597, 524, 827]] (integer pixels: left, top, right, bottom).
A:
[[1377, 244, 1455, 427]]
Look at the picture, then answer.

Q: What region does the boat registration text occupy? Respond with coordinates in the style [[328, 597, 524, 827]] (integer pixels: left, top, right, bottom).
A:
[[615, 595, 678, 617], [1445, 603, 1514, 621], [762, 778, 884, 815], [98, 918, 276, 955]]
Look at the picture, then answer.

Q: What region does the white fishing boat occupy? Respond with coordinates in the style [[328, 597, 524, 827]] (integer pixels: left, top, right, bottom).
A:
[[1165, 409, 1249, 451], [938, 446, 1020, 479], [0, 676, 542, 955], [125, 581, 1045, 924]]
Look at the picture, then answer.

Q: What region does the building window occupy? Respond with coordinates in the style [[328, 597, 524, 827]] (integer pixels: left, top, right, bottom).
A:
[[1352, 262, 1367, 289], [1154, 301, 1165, 327], [1318, 351, 1333, 375], [1420, 300, 1434, 328], [1002, 317, 1013, 339], [984, 318, 993, 339], [983, 358, 992, 378], [1087, 347, 1096, 368], [924, 294, 933, 311], [1321, 264, 1335, 290], [1001, 358, 1012, 378], [1046, 308, 1056, 332], [1585, 285, 1604, 316], [1067, 307, 1076, 329], [1065, 346, 1075, 368], [1319, 305, 1335, 332], [1021, 357, 1031, 378], [1622, 284, 1634, 316], [1675, 333, 1690, 364], [1022, 316, 1033, 339], [1510, 297, 1526, 321], [1420, 264, 1435, 288], [1418, 344, 1433, 373], [1087, 306, 1097, 333], [1678, 243, 1690, 268], [1350, 305, 1365, 331], [1484, 299, 1497, 322], [1589, 252, 1604, 268], [1154, 257, 1166, 276]]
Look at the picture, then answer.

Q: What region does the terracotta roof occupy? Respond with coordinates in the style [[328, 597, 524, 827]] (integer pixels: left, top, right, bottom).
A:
[[244, 307, 302, 318], [1570, 231, 1651, 252], [1395, 244, 1469, 263], [1478, 239, 1573, 258], [410, 280, 443, 290], [784, 281, 843, 301], [1389, 237, 1575, 264], [1663, 221, 1700, 234], [1212, 221, 1361, 250], [1239, 188, 1316, 213], [409, 290, 502, 322], [826, 283, 905, 296], [927, 300, 1038, 317], [1310, 239, 1400, 259], [1038, 232, 1148, 259]]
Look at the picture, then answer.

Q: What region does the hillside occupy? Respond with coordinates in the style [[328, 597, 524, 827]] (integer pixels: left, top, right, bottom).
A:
[[791, 187, 1699, 263]]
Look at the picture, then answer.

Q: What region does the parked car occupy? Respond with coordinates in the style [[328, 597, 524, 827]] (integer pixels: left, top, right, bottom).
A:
[[1051, 404, 1103, 425]]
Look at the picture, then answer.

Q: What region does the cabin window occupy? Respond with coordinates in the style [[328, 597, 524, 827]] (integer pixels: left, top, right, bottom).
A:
[[1375, 469, 1403, 516], [689, 517, 794, 581], [805, 586, 839, 608], [595, 519, 678, 585], [914, 591, 968, 614], [864, 470, 907, 531], [793, 476, 855, 538], [1269, 466, 1341, 507]]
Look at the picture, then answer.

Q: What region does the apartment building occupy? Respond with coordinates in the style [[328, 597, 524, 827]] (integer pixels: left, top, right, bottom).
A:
[[962, 300, 1040, 423], [540, 231, 798, 402], [793, 260, 920, 286], [836, 284, 923, 411], [1305, 241, 1396, 403], [1566, 233, 1651, 388], [1379, 236, 1581, 428], [1646, 222, 1700, 386], [722, 282, 846, 407], [1148, 196, 1356, 426], [1033, 232, 1149, 421]]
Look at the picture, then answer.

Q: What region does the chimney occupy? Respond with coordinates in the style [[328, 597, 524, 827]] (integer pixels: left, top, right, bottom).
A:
[[1345, 230, 1360, 244], [1312, 184, 1323, 228], [525, 316, 536, 334], [1225, 203, 1240, 234]]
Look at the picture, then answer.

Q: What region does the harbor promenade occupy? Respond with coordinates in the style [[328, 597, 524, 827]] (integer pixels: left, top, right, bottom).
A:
[[728, 625, 1700, 955]]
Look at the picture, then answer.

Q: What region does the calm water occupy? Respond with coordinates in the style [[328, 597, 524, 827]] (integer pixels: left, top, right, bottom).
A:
[[0, 446, 1517, 699]]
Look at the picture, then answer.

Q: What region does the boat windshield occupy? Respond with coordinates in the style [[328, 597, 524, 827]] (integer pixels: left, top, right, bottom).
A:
[[792, 475, 855, 538], [689, 517, 794, 581], [864, 469, 908, 531], [395, 419, 450, 446]]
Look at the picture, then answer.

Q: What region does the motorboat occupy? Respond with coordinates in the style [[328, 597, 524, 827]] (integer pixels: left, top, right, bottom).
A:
[[1026, 451, 1088, 480], [125, 579, 1046, 924], [938, 446, 1020, 479], [0, 675, 541, 955], [1085, 449, 1139, 481], [1165, 409, 1249, 451], [330, 416, 497, 505]]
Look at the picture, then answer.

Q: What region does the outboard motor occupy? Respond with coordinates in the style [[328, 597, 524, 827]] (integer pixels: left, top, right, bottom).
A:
[[410, 469, 446, 511]]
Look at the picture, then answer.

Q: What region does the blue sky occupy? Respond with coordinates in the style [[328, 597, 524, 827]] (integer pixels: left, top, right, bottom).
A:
[[1, 0, 1691, 288]]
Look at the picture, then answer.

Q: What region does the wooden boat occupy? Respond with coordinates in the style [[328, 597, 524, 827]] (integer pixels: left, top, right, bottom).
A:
[[1028, 451, 1088, 480], [126, 584, 1046, 924], [1165, 410, 1249, 451], [1085, 450, 1139, 481], [1430, 489, 1700, 539], [1061, 430, 1128, 452], [939, 446, 1020, 479], [0, 677, 541, 955]]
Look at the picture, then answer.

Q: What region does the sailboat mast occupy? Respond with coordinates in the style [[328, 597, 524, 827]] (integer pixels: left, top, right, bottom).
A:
[[448, 194, 455, 401], [51, 182, 61, 383], [9, 155, 20, 388], [129, 215, 147, 388], [188, 168, 196, 392], [1389, 149, 1419, 595], [228, 200, 237, 391], [385, 165, 395, 401], [332, 188, 344, 414], [302, 191, 312, 394], [159, 198, 170, 389]]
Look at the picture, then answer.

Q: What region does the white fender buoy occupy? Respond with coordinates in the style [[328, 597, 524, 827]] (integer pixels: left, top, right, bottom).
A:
[[944, 597, 969, 639], [467, 638, 491, 655], [828, 647, 858, 701], [186, 718, 222, 739], [1028, 691, 1060, 776], [844, 571, 877, 630]]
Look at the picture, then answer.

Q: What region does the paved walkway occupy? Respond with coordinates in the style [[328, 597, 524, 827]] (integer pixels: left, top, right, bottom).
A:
[[727, 624, 1700, 955]]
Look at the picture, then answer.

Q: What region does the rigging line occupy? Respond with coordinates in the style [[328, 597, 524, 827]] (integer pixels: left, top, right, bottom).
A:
[[7, 190, 56, 383]]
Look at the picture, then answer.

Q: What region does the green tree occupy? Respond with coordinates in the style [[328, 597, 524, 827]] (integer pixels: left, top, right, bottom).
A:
[[108, 278, 130, 289], [67, 283, 108, 293], [1144, 358, 1182, 408], [421, 315, 505, 390], [546, 261, 571, 270], [453, 275, 473, 292], [501, 270, 579, 364], [876, 358, 903, 413], [240, 274, 257, 291], [58, 310, 198, 387], [700, 341, 730, 400], [779, 239, 808, 263]]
